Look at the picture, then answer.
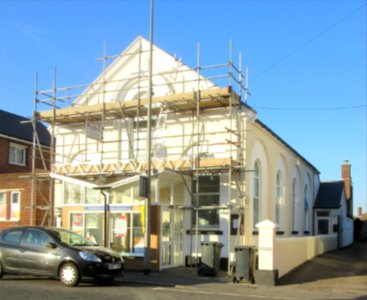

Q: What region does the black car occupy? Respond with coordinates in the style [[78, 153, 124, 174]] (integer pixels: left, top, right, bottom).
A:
[[0, 226, 124, 286]]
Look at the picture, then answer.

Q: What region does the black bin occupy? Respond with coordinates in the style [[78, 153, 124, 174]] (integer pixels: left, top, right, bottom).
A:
[[198, 241, 223, 276], [233, 246, 255, 283]]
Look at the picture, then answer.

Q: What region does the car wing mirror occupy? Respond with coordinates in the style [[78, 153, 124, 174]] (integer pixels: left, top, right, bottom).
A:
[[46, 242, 58, 249]]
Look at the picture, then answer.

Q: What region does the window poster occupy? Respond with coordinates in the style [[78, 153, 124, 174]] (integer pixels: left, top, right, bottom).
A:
[[114, 214, 128, 238], [71, 213, 84, 228]]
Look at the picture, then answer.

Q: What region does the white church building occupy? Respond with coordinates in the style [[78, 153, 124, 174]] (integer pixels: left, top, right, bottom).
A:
[[36, 36, 353, 278]]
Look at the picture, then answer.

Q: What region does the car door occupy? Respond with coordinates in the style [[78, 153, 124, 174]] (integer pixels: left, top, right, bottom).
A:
[[0, 228, 24, 271], [18, 228, 60, 276]]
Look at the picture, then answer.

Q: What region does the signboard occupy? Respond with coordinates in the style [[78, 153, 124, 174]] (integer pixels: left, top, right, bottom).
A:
[[86, 120, 103, 141]]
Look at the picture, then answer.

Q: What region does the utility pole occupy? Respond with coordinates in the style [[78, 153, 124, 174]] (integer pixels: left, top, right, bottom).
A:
[[143, 0, 154, 275]]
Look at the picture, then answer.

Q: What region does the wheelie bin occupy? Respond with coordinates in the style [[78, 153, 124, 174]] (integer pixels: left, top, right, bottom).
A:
[[198, 241, 223, 277]]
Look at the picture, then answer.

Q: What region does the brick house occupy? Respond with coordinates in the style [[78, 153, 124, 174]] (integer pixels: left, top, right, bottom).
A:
[[0, 109, 52, 230]]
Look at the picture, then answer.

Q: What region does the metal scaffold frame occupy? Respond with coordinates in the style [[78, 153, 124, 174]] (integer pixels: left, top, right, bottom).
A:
[[32, 39, 250, 273]]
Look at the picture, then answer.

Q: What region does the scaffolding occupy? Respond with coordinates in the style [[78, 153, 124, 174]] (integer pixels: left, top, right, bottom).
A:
[[32, 38, 250, 272]]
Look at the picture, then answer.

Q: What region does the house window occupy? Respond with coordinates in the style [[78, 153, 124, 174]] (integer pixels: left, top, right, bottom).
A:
[[9, 143, 26, 166], [317, 219, 329, 234], [291, 179, 297, 232], [253, 161, 261, 228], [192, 175, 220, 229], [10, 191, 20, 221], [275, 171, 282, 225], [0, 192, 6, 220]]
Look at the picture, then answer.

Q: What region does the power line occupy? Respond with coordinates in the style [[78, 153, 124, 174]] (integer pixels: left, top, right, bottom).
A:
[[254, 104, 366, 112], [250, 2, 366, 82]]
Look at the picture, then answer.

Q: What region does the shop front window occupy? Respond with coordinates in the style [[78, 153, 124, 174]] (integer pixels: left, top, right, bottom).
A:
[[85, 188, 103, 205], [85, 214, 104, 245], [110, 212, 144, 255], [70, 213, 84, 235], [64, 182, 82, 204]]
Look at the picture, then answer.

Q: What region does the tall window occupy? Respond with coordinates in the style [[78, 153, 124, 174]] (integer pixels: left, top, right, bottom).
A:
[[9, 143, 26, 166], [10, 192, 20, 221], [253, 161, 261, 228], [291, 179, 297, 232], [0, 192, 6, 220], [192, 175, 220, 229], [304, 184, 309, 232], [64, 182, 82, 205], [275, 171, 282, 225]]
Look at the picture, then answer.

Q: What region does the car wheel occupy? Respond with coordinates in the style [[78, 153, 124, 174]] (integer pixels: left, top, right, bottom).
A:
[[0, 261, 3, 279], [59, 262, 80, 287]]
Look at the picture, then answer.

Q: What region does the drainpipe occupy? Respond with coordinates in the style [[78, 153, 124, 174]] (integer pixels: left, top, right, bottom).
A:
[[100, 189, 110, 248]]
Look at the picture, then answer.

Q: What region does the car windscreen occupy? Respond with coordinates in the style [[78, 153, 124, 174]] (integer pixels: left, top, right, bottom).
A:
[[50, 229, 98, 247]]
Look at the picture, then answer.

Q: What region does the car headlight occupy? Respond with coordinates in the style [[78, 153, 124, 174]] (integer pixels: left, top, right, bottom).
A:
[[79, 251, 102, 263]]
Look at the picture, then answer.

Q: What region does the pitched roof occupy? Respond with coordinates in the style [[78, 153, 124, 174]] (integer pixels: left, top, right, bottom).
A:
[[254, 119, 320, 174], [0, 109, 51, 146], [314, 181, 345, 209]]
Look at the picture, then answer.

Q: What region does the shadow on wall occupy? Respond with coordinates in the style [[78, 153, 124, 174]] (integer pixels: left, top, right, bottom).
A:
[[354, 218, 367, 242]]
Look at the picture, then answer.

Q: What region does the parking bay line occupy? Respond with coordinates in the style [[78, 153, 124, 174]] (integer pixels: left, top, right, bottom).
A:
[[153, 286, 296, 300]]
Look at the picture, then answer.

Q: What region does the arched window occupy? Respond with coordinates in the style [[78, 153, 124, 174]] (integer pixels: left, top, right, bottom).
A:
[[275, 171, 282, 225], [253, 161, 261, 228], [292, 179, 297, 232], [304, 184, 309, 233]]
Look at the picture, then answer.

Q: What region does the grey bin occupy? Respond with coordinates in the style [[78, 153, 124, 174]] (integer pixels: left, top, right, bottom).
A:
[[233, 246, 255, 283], [198, 241, 223, 277]]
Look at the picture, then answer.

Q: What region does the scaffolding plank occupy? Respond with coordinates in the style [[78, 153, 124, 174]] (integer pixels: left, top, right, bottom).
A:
[[37, 87, 239, 124]]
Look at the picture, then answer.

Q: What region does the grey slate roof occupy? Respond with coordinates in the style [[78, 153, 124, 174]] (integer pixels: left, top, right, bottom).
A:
[[0, 109, 51, 146], [314, 181, 344, 209], [254, 119, 320, 174]]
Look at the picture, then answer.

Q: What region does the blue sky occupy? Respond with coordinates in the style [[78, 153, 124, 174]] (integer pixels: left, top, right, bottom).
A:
[[0, 0, 366, 215]]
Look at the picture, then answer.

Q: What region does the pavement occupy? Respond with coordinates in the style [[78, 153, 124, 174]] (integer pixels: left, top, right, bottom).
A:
[[117, 242, 367, 300]]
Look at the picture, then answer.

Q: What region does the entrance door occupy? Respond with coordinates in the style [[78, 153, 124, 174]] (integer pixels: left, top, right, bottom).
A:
[[161, 208, 183, 269]]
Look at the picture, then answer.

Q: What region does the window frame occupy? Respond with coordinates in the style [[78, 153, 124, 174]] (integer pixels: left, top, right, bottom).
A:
[[9, 143, 27, 166], [253, 161, 261, 228], [10, 191, 21, 221], [192, 175, 220, 230], [0, 192, 7, 221], [275, 171, 282, 225], [304, 184, 309, 232], [291, 179, 298, 232]]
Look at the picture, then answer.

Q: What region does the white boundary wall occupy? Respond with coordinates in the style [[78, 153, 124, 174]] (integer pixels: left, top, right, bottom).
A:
[[274, 235, 337, 277], [340, 216, 354, 248], [257, 220, 338, 278]]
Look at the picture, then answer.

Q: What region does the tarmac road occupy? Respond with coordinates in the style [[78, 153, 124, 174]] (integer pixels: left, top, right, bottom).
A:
[[0, 242, 366, 300], [278, 241, 367, 299], [119, 241, 367, 299]]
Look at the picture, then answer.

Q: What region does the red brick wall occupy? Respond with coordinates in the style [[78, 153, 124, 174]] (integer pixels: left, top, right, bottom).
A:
[[0, 137, 31, 173], [0, 137, 51, 174], [0, 173, 52, 230]]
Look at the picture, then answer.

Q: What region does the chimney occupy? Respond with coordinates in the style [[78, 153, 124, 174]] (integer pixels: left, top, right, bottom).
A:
[[358, 207, 362, 217], [342, 160, 351, 198], [341, 160, 352, 214]]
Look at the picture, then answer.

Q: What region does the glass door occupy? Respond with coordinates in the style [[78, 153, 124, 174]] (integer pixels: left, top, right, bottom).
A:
[[161, 208, 183, 269], [161, 209, 172, 267]]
